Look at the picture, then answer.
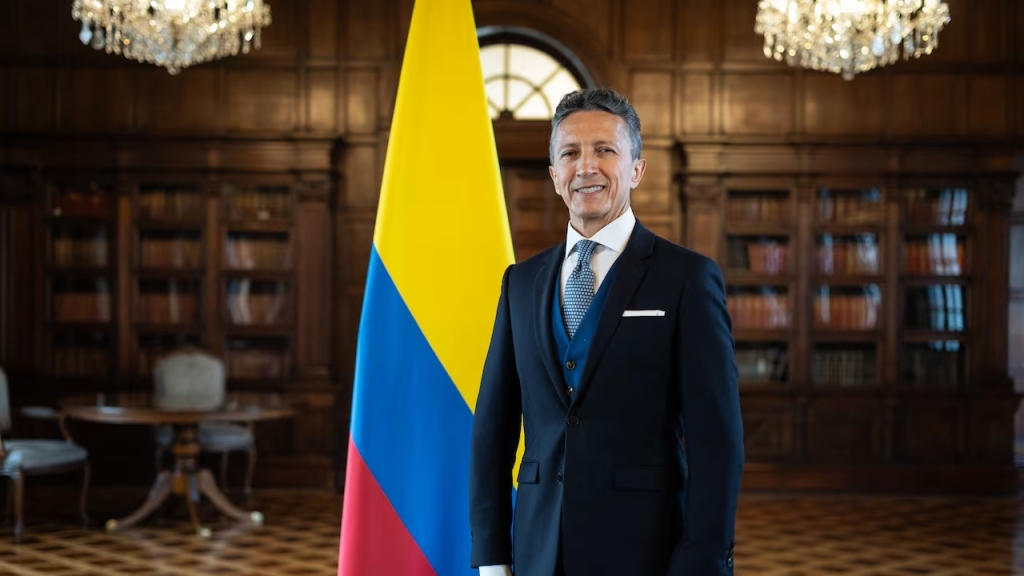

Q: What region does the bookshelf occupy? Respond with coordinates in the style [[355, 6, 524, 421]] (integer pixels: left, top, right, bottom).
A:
[[45, 181, 116, 384], [701, 170, 1016, 491]]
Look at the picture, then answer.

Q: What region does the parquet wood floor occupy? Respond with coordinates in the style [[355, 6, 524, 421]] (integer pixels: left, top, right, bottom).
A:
[[0, 487, 1020, 574]]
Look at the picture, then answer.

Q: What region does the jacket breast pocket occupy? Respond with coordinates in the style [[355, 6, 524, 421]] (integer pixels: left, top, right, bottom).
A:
[[517, 461, 539, 484], [611, 466, 680, 492]]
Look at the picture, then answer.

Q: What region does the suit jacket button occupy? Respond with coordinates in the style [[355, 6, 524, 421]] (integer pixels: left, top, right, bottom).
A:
[[566, 415, 580, 427], [556, 472, 563, 483], [565, 360, 576, 370], [566, 386, 575, 396]]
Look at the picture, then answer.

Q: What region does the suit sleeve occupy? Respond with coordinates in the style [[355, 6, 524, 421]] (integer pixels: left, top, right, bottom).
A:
[[667, 256, 744, 576], [469, 264, 522, 568]]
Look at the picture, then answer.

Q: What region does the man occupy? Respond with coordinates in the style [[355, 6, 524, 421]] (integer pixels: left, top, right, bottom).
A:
[[469, 88, 743, 576]]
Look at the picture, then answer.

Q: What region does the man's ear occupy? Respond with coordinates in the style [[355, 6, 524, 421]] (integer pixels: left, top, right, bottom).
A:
[[630, 158, 647, 189]]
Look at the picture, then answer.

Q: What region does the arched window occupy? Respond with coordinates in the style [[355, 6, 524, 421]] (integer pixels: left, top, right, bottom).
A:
[[477, 28, 591, 121]]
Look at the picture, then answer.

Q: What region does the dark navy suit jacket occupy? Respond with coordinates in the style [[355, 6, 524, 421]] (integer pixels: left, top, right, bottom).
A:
[[469, 221, 744, 576]]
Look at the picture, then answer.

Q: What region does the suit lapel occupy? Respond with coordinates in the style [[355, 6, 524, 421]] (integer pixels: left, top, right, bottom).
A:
[[573, 222, 655, 407], [534, 242, 570, 409]]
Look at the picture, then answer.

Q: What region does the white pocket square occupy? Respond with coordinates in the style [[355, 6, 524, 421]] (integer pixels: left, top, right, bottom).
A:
[[622, 310, 665, 317]]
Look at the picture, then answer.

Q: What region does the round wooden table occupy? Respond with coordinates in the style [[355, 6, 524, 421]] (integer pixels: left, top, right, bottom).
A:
[[61, 392, 294, 537]]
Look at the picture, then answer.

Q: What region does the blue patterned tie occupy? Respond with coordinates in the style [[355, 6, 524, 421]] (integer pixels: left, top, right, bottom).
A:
[[563, 239, 598, 339]]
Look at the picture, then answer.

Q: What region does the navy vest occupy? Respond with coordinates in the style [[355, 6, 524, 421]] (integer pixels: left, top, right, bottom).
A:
[[552, 258, 620, 402]]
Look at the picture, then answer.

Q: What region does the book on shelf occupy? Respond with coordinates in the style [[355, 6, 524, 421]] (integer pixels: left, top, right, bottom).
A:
[[727, 291, 791, 330], [53, 231, 108, 268], [224, 234, 291, 270], [138, 187, 204, 220], [817, 236, 879, 275], [905, 235, 965, 276], [140, 233, 202, 269], [225, 186, 292, 220], [226, 279, 288, 325], [726, 194, 787, 222], [818, 189, 883, 225], [906, 188, 968, 226], [814, 288, 880, 330], [727, 238, 788, 274], [812, 347, 876, 387], [736, 347, 788, 384]]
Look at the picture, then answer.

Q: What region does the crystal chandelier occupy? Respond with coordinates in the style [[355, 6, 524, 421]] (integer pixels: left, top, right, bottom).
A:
[[755, 0, 950, 80], [71, 1, 272, 75]]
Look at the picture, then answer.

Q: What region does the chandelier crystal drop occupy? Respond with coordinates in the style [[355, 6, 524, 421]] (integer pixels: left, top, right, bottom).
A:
[[755, 0, 950, 80], [71, 0, 272, 75]]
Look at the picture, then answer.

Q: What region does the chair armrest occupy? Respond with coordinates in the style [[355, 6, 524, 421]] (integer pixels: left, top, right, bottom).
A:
[[20, 406, 59, 420], [17, 406, 76, 443]]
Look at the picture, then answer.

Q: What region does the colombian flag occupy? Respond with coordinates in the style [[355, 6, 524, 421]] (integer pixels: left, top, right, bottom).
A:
[[337, 0, 517, 574]]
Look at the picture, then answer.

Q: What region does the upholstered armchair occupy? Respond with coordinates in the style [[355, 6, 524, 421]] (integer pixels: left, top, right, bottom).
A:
[[0, 367, 90, 539], [151, 349, 257, 499]]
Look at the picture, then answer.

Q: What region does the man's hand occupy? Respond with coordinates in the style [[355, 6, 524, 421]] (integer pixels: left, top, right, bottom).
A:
[[479, 565, 513, 576]]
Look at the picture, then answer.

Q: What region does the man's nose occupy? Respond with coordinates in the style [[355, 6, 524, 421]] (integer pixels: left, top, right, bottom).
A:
[[576, 151, 598, 176]]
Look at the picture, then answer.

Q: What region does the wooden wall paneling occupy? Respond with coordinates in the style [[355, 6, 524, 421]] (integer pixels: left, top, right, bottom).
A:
[[722, 0, 766, 62], [296, 183, 332, 379], [805, 397, 883, 462], [0, 68, 9, 131], [629, 71, 672, 138], [802, 73, 885, 135], [740, 396, 795, 462], [343, 144, 382, 210], [679, 0, 721, 62], [15, 0, 63, 58], [896, 399, 960, 462], [977, 184, 1014, 384], [345, 69, 379, 134], [722, 73, 794, 135], [969, 0, 1005, 64], [966, 399, 1016, 462], [347, 0, 391, 59], [254, 0, 299, 60], [890, 74, 968, 135], [11, 68, 56, 132], [501, 163, 562, 261], [135, 69, 218, 133], [621, 0, 673, 60], [681, 179, 720, 259], [551, 0, 611, 54], [308, 70, 338, 132], [968, 75, 1007, 134], [225, 70, 299, 132], [925, 0, 969, 64], [308, 0, 338, 59], [632, 146, 673, 214], [61, 68, 135, 133], [679, 73, 712, 136], [1017, 0, 1024, 64]]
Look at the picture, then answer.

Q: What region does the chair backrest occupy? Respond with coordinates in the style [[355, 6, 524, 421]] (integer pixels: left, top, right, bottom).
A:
[[153, 349, 225, 411], [0, 366, 10, 432]]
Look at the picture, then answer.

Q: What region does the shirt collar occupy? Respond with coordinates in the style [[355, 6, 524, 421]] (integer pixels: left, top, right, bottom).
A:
[[564, 206, 636, 259]]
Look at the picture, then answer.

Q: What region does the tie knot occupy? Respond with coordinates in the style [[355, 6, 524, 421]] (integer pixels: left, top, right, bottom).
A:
[[575, 239, 598, 265]]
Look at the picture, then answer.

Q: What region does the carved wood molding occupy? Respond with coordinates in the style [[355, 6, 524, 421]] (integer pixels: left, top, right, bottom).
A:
[[297, 179, 332, 204]]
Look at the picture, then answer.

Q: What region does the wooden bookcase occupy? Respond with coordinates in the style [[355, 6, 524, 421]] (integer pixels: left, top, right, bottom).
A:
[[8, 138, 337, 488], [683, 145, 1018, 493]]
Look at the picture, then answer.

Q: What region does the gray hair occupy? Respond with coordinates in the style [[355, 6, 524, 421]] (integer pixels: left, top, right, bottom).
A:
[[549, 88, 643, 163]]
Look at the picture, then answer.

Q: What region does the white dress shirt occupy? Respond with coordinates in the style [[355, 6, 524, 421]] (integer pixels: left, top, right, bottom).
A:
[[560, 206, 637, 303], [479, 208, 636, 576]]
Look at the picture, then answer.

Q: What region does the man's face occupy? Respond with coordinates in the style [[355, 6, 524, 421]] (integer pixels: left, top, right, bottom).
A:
[[549, 110, 646, 236]]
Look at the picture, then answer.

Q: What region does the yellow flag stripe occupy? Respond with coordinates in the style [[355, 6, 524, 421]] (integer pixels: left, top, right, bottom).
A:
[[373, 0, 515, 414]]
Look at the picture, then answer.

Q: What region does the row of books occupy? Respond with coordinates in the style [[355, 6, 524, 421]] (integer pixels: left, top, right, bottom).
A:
[[905, 188, 968, 226], [53, 187, 110, 218], [904, 236, 965, 276], [223, 186, 293, 220], [137, 291, 200, 324], [811, 349, 877, 387], [226, 279, 289, 325], [727, 239, 788, 274], [817, 190, 884, 225], [140, 237, 203, 269], [814, 292, 881, 330], [905, 285, 966, 332], [226, 347, 291, 379], [53, 234, 109, 268], [727, 293, 791, 330], [901, 345, 962, 390], [736, 347, 788, 384], [51, 347, 110, 377], [726, 195, 787, 222], [225, 236, 292, 270], [53, 292, 112, 323], [138, 188, 205, 220], [816, 238, 879, 275]]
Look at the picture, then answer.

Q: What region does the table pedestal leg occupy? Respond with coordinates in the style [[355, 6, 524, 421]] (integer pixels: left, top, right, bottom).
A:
[[106, 423, 262, 536]]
